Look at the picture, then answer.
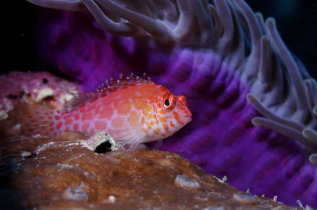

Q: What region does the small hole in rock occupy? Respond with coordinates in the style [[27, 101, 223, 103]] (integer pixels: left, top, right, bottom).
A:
[[42, 96, 55, 103], [28, 152, 37, 158], [42, 78, 49, 84], [5, 94, 19, 99], [94, 141, 113, 153]]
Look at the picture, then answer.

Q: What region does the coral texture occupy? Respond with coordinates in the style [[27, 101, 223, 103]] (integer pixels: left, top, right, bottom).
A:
[[25, 0, 317, 207], [0, 71, 82, 137], [0, 133, 294, 209], [0, 71, 80, 114]]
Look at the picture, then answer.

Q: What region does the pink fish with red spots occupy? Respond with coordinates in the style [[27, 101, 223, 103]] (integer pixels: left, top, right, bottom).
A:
[[21, 75, 192, 148]]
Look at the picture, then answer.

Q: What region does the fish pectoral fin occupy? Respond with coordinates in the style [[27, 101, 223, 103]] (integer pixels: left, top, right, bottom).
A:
[[108, 127, 145, 149]]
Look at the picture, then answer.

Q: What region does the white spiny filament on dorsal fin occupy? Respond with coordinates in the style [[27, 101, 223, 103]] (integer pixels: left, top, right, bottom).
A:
[[63, 74, 154, 112]]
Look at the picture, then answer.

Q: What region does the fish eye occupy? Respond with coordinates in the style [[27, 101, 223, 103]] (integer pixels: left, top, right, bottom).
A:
[[164, 99, 170, 106], [163, 96, 175, 110]]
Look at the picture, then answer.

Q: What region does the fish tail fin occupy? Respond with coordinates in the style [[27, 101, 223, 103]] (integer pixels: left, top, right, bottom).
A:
[[18, 102, 61, 137]]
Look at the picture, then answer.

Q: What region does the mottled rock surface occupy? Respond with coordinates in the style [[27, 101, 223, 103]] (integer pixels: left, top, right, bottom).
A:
[[0, 134, 294, 209], [0, 71, 81, 114], [0, 71, 82, 138]]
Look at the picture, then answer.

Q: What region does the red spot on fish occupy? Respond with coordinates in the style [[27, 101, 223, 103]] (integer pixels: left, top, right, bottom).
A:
[[173, 111, 183, 125], [56, 122, 62, 129], [95, 121, 106, 130], [184, 110, 190, 115], [73, 113, 80, 121], [90, 128, 95, 133], [73, 123, 79, 130], [142, 128, 148, 133], [55, 115, 61, 120], [62, 114, 72, 123], [93, 106, 101, 115], [163, 124, 169, 131], [111, 118, 124, 127], [81, 111, 94, 121], [159, 109, 166, 115], [82, 122, 90, 132], [99, 107, 113, 119]]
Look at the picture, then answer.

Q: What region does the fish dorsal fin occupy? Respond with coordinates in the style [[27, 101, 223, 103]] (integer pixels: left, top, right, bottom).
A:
[[64, 73, 154, 112], [94, 73, 154, 96], [63, 93, 94, 112]]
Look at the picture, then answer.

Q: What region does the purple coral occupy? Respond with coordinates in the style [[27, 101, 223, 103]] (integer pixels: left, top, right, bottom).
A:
[[26, 0, 317, 207]]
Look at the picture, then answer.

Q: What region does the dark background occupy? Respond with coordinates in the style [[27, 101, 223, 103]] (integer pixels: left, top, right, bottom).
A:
[[247, 0, 317, 78], [2, 0, 317, 77]]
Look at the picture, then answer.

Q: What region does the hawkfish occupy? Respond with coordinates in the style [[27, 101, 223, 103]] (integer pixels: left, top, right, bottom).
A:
[[21, 74, 192, 148]]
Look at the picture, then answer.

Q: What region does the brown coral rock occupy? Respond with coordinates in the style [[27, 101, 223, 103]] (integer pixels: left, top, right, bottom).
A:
[[0, 135, 293, 209]]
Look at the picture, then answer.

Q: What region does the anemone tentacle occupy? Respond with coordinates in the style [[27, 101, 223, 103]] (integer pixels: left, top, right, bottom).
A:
[[79, 0, 141, 36], [27, 0, 85, 11], [246, 18, 317, 156]]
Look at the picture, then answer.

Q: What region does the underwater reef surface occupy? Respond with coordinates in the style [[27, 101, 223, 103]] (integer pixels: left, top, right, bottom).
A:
[[0, 72, 81, 137], [0, 71, 80, 114], [0, 132, 295, 209], [8, 0, 317, 208]]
